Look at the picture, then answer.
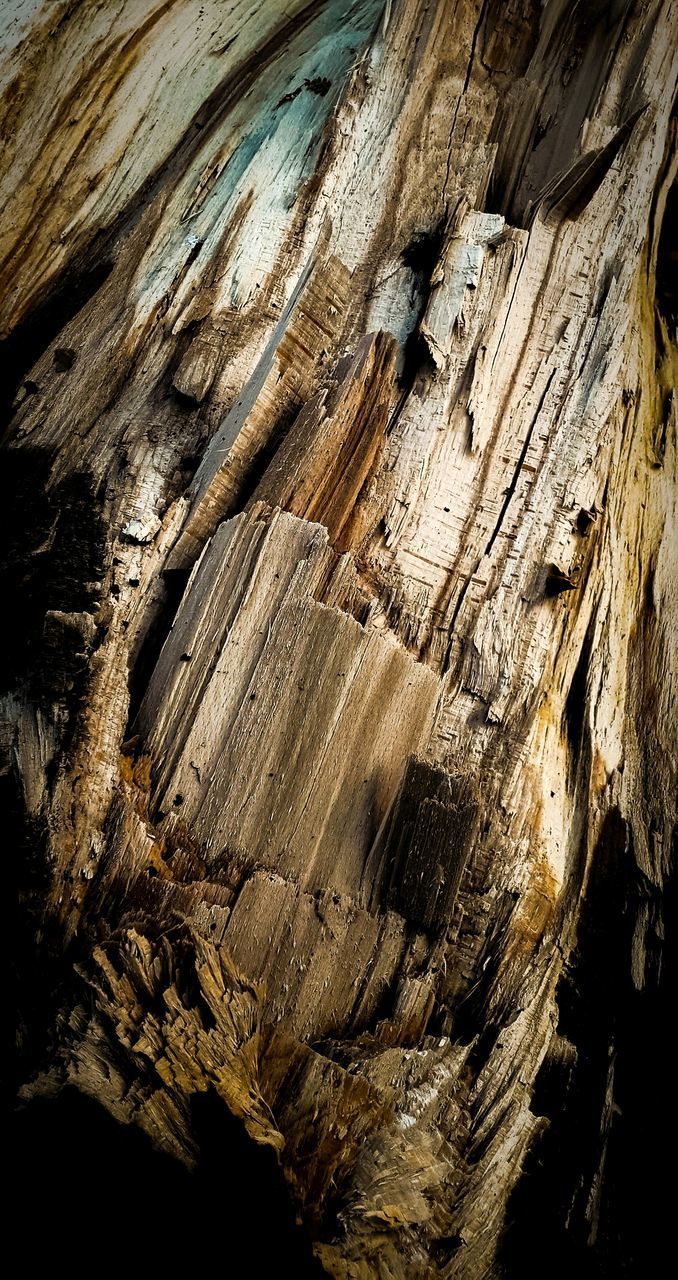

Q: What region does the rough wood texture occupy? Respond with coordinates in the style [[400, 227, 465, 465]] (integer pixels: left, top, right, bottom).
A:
[[4, 1, 676, 1276]]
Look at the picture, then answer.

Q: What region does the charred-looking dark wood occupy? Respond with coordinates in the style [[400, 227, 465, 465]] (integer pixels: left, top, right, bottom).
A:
[[4, 2, 676, 1278], [375, 757, 479, 930]]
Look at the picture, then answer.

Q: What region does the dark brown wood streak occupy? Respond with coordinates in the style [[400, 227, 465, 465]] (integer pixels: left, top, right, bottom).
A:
[[3, 1, 676, 1275]]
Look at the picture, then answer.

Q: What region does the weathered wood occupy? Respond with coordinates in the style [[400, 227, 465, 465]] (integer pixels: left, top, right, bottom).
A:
[[3, 1, 676, 1276]]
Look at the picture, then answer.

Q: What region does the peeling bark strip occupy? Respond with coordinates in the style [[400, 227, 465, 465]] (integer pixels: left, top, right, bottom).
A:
[[3, 1, 676, 1277]]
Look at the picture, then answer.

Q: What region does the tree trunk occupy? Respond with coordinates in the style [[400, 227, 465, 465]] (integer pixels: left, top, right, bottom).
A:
[[4, 2, 676, 1275]]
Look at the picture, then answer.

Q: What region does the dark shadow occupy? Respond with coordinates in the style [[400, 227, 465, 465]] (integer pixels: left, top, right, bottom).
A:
[[0, 258, 114, 435], [499, 815, 677, 1279], [656, 180, 677, 334], [0, 450, 105, 698], [10, 1087, 327, 1276]]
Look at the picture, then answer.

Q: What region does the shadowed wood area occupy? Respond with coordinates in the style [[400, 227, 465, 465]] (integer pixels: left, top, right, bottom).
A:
[[3, 1, 676, 1276]]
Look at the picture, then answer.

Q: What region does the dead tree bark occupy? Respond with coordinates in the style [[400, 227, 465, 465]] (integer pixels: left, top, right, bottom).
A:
[[3, 1, 676, 1275]]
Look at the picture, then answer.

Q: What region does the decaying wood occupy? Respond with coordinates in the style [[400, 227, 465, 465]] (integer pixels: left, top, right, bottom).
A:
[[3, 1, 676, 1275]]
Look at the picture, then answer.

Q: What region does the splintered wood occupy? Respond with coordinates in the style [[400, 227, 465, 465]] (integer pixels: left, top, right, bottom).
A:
[[4, 1, 676, 1277], [139, 504, 439, 896]]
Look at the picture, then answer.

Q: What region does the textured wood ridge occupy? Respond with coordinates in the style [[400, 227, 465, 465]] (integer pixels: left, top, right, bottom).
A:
[[3, 2, 676, 1276]]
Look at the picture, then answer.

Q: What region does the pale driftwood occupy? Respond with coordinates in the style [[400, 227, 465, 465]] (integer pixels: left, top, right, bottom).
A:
[[3, 1, 676, 1276]]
